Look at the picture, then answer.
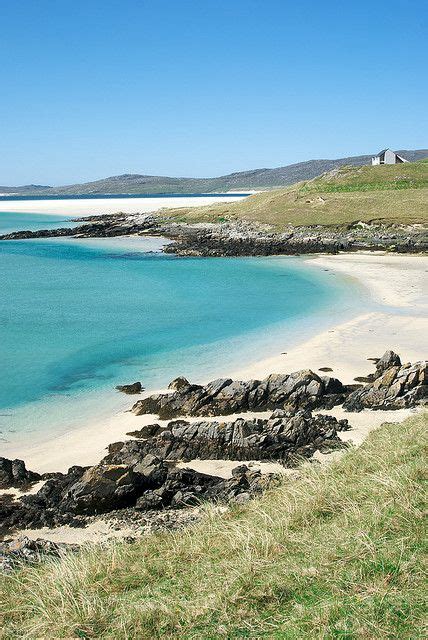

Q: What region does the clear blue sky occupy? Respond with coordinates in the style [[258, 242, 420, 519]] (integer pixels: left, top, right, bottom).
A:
[[1, 0, 427, 185]]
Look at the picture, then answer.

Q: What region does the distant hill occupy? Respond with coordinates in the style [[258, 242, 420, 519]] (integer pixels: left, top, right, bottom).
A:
[[2, 149, 427, 195], [0, 184, 50, 194]]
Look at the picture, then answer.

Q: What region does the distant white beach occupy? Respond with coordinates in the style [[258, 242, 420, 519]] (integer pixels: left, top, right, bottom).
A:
[[0, 193, 247, 216]]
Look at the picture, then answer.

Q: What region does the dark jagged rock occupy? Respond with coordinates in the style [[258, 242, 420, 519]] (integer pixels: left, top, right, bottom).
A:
[[107, 409, 349, 465], [135, 466, 276, 511], [0, 457, 41, 489], [168, 376, 191, 391], [374, 350, 402, 378], [132, 370, 348, 419], [0, 408, 347, 534], [0, 465, 87, 532], [116, 381, 142, 394], [126, 423, 165, 438], [0, 214, 160, 241], [63, 465, 145, 515], [343, 354, 427, 411]]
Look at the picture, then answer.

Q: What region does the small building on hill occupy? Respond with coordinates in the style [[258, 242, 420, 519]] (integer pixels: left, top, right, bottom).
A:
[[371, 149, 408, 165]]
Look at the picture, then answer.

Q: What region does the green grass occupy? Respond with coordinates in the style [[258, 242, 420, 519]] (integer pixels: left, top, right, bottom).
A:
[[301, 162, 428, 193], [160, 160, 428, 229], [1, 412, 427, 639]]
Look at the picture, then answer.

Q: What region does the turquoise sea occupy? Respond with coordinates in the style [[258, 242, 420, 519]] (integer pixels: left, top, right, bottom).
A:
[[0, 211, 367, 447], [0, 211, 79, 235]]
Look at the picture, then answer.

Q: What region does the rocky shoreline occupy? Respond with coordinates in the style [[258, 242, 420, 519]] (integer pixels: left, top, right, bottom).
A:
[[1, 212, 427, 255], [1, 350, 426, 570]]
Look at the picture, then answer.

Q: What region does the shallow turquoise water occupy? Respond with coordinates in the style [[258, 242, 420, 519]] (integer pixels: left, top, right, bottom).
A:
[[0, 214, 365, 444], [0, 211, 78, 235]]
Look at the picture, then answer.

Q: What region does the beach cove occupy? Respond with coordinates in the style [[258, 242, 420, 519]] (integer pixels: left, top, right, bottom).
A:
[[0, 229, 361, 458], [1, 212, 426, 472]]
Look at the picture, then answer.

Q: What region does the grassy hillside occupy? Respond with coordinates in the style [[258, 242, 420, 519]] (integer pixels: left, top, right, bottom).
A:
[[161, 160, 428, 229], [1, 412, 426, 639], [2, 150, 427, 195]]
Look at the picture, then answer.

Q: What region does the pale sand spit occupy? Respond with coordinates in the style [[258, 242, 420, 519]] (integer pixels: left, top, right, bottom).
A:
[[0, 194, 246, 217]]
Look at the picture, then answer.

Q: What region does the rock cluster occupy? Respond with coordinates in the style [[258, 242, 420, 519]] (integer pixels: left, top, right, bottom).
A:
[[115, 409, 349, 464], [0, 214, 155, 241], [1, 215, 426, 255], [1, 352, 426, 543], [161, 220, 428, 257], [0, 409, 347, 533], [132, 370, 348, 419], [0, 458, 276, 532], [344, 354, 427, 411]]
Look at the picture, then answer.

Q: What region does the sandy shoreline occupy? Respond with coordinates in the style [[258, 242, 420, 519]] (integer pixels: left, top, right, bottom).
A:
[[2, 251, 426, 475], [233, 253, 427, 383], [0, 194, 246, 216]]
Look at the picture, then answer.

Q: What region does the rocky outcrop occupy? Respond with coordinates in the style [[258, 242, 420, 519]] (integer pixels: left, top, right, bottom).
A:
[[161, 221, 428, 257], [0, 458, 41, 489], [116, 381, 142, 394], [112, 409, 349, 464], [0, 407, 347, 534], [134, 465, 274, 511], [2, 352, 425, 541], [343, 353, 427, 411], [132, 371, 348, 419], [1, 215, 426, 256], [0, 214, 158, 241], [0, 458, 275, 532]]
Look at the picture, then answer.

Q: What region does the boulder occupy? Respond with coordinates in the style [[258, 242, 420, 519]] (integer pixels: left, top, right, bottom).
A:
[[63, 464, 141, 514], [126, 423, 164, 439], [0, 458, 41, 489], [116, 381, 142, 394], [375, 350, 402, 378], [168, 377, 191, 391]]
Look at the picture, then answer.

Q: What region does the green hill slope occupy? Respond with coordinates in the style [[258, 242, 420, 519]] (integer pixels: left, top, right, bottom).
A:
[[1, 413, 426, 639], [161, 159, 428, 229]]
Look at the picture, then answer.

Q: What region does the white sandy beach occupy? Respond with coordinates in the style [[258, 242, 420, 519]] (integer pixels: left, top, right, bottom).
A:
[[0, 194, 246, 217], [2, 251, 426, 476], [234, 253, 428, 383]]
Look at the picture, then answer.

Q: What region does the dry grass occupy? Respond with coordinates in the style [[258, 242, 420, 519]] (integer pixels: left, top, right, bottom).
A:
[[160, 161, 428, 230], [1, 412, 427, 639]]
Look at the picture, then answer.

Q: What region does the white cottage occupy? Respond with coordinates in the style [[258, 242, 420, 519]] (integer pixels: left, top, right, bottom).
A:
[[371, 149, 408, 165]]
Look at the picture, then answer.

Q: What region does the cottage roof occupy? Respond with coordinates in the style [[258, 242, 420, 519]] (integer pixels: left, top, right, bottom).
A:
[[376, 148, 391, 157]]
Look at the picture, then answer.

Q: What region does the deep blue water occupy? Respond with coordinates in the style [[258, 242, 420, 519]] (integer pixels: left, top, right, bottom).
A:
[[0, 212, 364, 443]]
